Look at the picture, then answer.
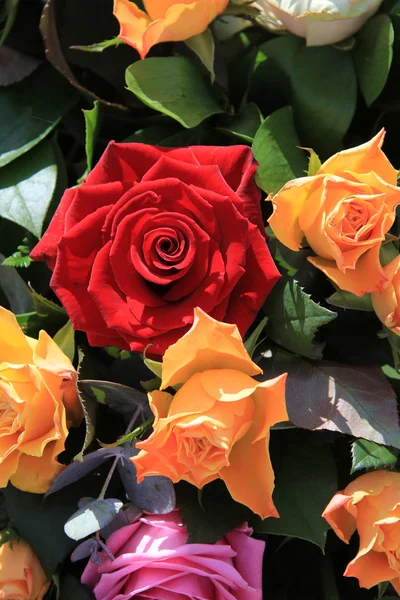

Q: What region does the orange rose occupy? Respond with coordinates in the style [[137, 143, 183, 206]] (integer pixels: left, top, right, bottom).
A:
[[0, 538, 50, 600], [0, 307, 82, 493], [268, 130, 400, 296], [113, 0, 229, 59], [132, 307, 288, 519], [371, 254, 400, 335], [322, 470, 400, 593]]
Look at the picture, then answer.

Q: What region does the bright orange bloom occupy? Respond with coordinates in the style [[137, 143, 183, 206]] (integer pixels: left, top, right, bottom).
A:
[[0, 538, 50, 599], [371, 254, 400, 335], [132, 307, 288, 519], [323, 470, 400, 593], [268, 130, 400, 296], [113, 0, 229, 59], [0, 307, 82, 493]]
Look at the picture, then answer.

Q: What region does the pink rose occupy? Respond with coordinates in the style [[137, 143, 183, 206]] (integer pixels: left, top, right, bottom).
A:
[[81, 511, 264, 599]]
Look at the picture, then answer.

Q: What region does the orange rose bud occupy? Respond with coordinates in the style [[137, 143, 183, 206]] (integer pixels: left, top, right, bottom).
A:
[[0, 307, 82, 494], [268, 129, 400, 296], [132, 307, 288, 519], [0, 538, 50, 599], [113, 0, 229, 59], [322, 470, 400, 593], [371, 254, 400, 335]]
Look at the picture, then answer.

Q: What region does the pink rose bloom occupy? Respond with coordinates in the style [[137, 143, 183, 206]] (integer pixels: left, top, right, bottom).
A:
[[81, 510, 265, 599]]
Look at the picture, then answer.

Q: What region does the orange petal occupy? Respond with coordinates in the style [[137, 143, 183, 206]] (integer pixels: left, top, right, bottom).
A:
[[148, 390, 174, 420], [268, 175, 325, 251], [10, 439, 65, 494], [319, 129, 398, 186], [33, 330, 81, 425], [308, 243, 386, 296], [251, 374, 288, 442], [372, 255, 400, 333], [0, 450, 21, 488], [161, 307, 261, 389], [133, 428, 185, 483], [322, 492, 356, 543], [220, 433, 279, 519], [142, 0, 228, 56], [0, 307, 33, 364], [113, 0, 151, 58], [345, 549, 399, 589]]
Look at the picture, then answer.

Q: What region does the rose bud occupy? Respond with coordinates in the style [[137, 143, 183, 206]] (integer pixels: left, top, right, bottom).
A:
[[0, 538, 50, 599]]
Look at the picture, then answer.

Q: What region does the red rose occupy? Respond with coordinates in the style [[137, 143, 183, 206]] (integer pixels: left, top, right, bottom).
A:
[[31, 143, 280, 355]]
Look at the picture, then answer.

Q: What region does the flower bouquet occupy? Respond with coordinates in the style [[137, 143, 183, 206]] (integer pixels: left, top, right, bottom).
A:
[[0, 1, 400, 598]]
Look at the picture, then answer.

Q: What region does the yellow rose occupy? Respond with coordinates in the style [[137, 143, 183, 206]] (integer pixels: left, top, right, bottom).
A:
[[268, 130, 400, 296], [113, 0, 229, 59], [0, 307, 82, 493], [132, 307, 288, 518], [371, 254, 400, 335], [323, 470, 400, 593], [0, 538, 50, 600]]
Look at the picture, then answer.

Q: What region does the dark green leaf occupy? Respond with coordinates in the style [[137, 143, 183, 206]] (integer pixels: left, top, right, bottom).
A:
[[244, 316, 268, 358], [0, 254, 33, 314], [252, 106, 307, 194], [184, 28, 215, 82], [216, 101, 263, 143], [176, 480, 251, 544], [53, 320, 75, 362], [75, 354, 98, 462], [0, 46, 40, 86], [79, 380, 151, 418], [79, 100, 102, 182], [30, 288, 66, 320], [326, 289, 374, 311], [264, 278, 337, 359], [0, 0, 19, 45], [353, 14, 394, 105], [59, 574, 94, 600], [64, 498, 123, 541], [0, 140, 58, 237], [253, 434, 336, 550], [260, 351, 400, 448], [0, 64, 77, 167], [351, 439, 399, 474], [125, 57, 223, 128]]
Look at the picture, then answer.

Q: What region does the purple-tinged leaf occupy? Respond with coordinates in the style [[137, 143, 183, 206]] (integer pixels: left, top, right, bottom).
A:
[[45, 448, 124, 497], [79, 379, 151, 419], [99, 507, 130, 539], [64, 498, 123, 541], [260, 351, 400, 448], [70, 538, 98, 563], [118, 445, 175, 514], [0, 47, 41, 86]]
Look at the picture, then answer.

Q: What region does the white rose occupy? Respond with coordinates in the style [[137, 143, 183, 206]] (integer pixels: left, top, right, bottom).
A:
[[258, 0, 384, 45]]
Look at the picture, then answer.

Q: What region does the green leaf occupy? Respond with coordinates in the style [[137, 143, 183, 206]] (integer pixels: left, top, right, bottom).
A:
[[64, 498, 123, 541], [0, 140, 58, 237], [184, 28, 215, 82], [0, 0, 19, 45], [326, 289, 374, 311], [244, 317, 268, 358], [0, 64, 77, 167], [0, 255, 33, 314], [216, 101, 263, 143], [353, 14, 394, 106], [351, 439, 398, 474], [260, 351, 400, 448], [30, 288, 66, 320], [75, 352, 97, 462], [264, 278, 337, 359], [53, 321, 75, 362], [79, 100, 102, 182], [125, 57, 223, 128], [176, 480, 251, 544], [2, 237, 33, 268], [253, 434, 336, 550], [302, 147, 322, 176], [144, 357, 163, 379], [69, 37, 122, 53], [257, 36, 357, 156], [252, 106, 308, 194]]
